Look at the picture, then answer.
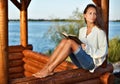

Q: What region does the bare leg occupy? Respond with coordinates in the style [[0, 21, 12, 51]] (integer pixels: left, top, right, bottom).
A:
[[33, 39, 80, 78], [46, 38, 68, 66], [33, 39, 67, 76], [49, 39, 80, 70]]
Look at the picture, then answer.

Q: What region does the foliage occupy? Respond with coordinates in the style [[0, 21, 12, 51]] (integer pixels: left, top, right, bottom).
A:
[[44, 8, 85, 46], [108, 37, 120, 62], [43, 8, 85, 55], [69, 8, 84, 20], [44, 22, 83, 45]]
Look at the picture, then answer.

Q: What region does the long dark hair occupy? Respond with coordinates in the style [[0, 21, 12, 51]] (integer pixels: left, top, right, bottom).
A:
[[83, 4, 104, 30]]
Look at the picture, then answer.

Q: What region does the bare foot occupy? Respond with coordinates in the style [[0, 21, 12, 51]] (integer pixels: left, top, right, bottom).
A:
[[32, 68, 54, 78]]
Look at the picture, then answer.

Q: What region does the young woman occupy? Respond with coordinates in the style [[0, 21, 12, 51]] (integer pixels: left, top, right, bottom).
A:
[[33, 4, 108, 78]]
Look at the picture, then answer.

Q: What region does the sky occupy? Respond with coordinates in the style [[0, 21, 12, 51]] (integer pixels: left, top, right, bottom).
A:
[[8, 0, 120, 20]]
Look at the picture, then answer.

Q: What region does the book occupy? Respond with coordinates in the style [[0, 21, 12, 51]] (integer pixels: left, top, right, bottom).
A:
[[61, 32, 82, 45]]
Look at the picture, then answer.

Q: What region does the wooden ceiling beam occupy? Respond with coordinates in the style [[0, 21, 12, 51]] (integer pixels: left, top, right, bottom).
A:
[[26, 0, 31, 9], [92, 0, 101, 7], [10, 0, 31, 10], [10, 0, 21, 10]]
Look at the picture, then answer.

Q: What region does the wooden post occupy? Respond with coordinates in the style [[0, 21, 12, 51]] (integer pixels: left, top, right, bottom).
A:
[[101, 0, 109, 67], [11, 0, 31, 47], [93, 0, 109, 38], [101, 0, 109, 40], [93, 0, 109, 68], [20, 0, 28, 47], [0, 0, 8, 84]]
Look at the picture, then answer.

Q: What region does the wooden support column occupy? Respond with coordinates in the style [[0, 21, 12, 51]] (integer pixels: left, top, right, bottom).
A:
[[101, 0, 109, 39], [10, 0, 31, 47], [92, 0, 109, 68], [93, 0, 109, 39], [101, 0, 109, 67], [20, 0, 28, 47], [0, 0, 8, 84]]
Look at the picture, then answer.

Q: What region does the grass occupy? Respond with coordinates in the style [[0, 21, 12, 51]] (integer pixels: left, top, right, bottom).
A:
[[108, 37, 120, 63]]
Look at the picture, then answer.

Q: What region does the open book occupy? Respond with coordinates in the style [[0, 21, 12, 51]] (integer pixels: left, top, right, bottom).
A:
[[61, 32, 82, 45]]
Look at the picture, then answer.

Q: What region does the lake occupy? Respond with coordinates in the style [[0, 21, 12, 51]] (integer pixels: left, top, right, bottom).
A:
[[9, 21, 66, 53], [9, 21, 120, 53], [109, 21, 120, 39]]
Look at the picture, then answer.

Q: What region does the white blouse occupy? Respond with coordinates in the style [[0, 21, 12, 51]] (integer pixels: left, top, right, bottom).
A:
[[79, 26, 108, 72]]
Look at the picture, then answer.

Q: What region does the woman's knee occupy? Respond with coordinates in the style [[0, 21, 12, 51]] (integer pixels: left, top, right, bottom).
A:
[[62, 38, 68, 42], [67, 39, 80, 51], [60, 38, 68, 44], [67, 39, 74, 44]]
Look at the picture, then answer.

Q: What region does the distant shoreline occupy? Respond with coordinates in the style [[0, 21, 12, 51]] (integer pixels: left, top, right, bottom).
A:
[[109, 20, 120, 22], [9, 19, 120, 22], [9, 19, 82, 22]]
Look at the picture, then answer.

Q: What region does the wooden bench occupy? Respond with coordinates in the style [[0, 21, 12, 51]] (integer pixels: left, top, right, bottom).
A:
[[9, 50, 114, 84]]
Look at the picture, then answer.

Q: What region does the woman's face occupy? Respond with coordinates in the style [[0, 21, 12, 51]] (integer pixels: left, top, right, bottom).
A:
[[84, 7, 97, 24]]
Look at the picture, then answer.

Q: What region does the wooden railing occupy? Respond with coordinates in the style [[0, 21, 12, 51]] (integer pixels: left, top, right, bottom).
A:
[[8, 45, 33, 79]]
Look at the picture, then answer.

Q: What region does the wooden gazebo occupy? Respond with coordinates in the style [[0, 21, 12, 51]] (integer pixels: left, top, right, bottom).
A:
[[0, 0, 114, 84]]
